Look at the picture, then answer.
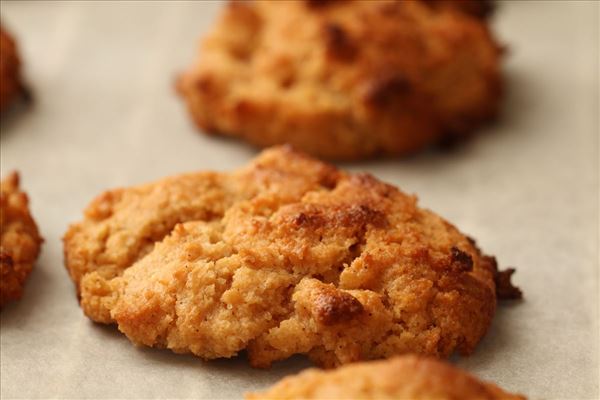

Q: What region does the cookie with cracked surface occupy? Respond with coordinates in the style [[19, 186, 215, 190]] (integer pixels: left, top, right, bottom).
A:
[[178, 0, 502, 160], [247, 355, 526, 399], [64, 146, 520, 367], [1, 172, 42, 307], [0, 26, 28, 112]]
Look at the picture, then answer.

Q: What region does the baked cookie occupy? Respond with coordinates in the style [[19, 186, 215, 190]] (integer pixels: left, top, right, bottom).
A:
[[0, 26, 27, 112], [178, 0, 502, 160], [247, 355, 526, 399], [64, 146, 520, 367], [1, 172, 42, 307]]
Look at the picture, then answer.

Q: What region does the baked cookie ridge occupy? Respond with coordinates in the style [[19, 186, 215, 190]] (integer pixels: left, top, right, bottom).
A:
[[64, 146, 341, 323]]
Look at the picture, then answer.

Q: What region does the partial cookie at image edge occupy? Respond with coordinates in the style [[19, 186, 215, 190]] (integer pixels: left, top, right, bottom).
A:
[[246, 355, 527, 399], [0, 172, 43, 308]]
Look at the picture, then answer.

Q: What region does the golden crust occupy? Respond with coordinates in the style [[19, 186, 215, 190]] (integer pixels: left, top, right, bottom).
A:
[[64, 146, 517, 367], [247, 355, 526, 399], [178, 0, 502, 160], [1, 172, 42, 307], [0, 26, 25, 112]]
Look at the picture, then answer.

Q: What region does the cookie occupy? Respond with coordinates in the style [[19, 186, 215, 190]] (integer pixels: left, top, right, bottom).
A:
[[0, 26, 27, 112], [1, 172, 42, 307], [178, 0, 502, 160], [247, 355, 526, 399], [64, 146, 520, 367]]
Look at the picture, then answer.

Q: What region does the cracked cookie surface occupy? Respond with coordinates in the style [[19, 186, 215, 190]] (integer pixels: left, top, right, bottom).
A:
[[247, 355, 526, 399], [178, 0, 502, 160], [1, 172, 42, 307], [64, 146, 518, 367]]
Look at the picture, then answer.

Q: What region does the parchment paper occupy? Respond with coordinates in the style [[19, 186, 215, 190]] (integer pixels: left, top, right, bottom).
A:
[[1, 1, 598, 399]]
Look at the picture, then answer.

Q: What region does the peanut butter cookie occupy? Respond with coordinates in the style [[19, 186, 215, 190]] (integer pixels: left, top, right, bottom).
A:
[[64, 146, 520, 367], [178, 0, 502, 160]]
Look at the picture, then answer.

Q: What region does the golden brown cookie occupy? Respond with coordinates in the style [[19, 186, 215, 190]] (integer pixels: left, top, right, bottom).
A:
[[64, 146, 520, 367], [0, 26, 27, 112], [1, 172, 42, 307], [178, 0, 502, 160], [247, 355, 526, 399]]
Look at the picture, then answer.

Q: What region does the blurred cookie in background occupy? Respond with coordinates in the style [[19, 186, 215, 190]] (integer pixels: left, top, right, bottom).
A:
[[178, 0, 503, 160], [0, 26, 29, 113]]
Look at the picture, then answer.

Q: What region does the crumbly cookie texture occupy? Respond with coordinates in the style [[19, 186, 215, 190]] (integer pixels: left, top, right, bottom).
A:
[[178, 0, 502, 160], [247, 355, 526, 400], [0, 26, 27, 112], [1, 172, 42, 307], [64, 146, 520, 367]]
